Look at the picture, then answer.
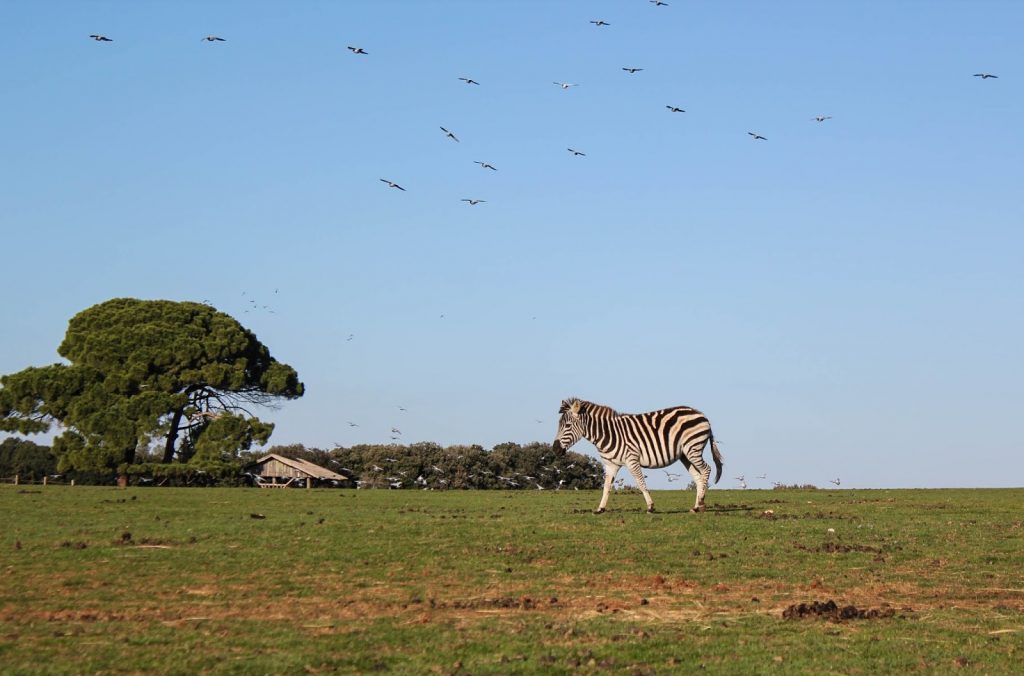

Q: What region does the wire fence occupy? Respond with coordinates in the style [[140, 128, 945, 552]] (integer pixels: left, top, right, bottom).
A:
[[1, 475, 81, 486]]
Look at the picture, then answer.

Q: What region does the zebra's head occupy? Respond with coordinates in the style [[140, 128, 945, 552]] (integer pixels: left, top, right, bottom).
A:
[[552, 398, 586, 454]]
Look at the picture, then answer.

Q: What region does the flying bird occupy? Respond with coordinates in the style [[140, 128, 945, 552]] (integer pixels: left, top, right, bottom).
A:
[[461, 199, 486, 205], [458, 77, 480, 85], [590, 20, 610, 27], [663, 470, 683, 482], [440, 126, 459, 142], [347, 46, 368, 55], [748, 132, 767, 140], [622, 67, 644, 74], [666, 105, 686, 113], [89, 34, 112, 42], [567, 148, 586, 156], [973, 73, 998, 79], [391, 427, 401, 434], [347, 421, 358, 427], [202, 36, 225, 42], [474, 161, 497, 170], [830, 478, 841, 486], [813, 115, 832, 122], [553, 82, 579, 89], [650, 0, 669, 5], [756, 473, 767, 480], [380, 178, 405, 191]]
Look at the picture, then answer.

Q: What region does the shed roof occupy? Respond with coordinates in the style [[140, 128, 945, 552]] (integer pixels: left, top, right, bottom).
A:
[[247, 453, 347, 480]]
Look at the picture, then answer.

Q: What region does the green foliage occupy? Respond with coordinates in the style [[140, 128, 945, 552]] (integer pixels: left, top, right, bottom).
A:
[[0, 298, 303, 475], [0, 437, 56, 480], [121, 460, 243, 486], [325, 440, 603, 490], [190, 414, 273, 464]]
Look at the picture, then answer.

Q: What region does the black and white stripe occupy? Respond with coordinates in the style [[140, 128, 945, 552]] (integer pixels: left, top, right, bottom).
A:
[[552, 398, 723, 513]]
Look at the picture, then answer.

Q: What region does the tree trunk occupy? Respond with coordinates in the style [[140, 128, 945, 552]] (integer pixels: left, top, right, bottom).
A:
[[163, 408, 185, 463]]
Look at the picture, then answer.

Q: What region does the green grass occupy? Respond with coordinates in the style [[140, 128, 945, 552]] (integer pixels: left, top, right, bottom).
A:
[[1, 485, 1022, 673]]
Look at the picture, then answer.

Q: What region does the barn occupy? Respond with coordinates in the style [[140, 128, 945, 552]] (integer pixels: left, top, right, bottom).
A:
[[245, 453, 349, 488]]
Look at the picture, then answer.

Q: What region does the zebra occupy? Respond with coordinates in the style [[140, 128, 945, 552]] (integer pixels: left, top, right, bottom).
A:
[[551, 398, 723, 513]]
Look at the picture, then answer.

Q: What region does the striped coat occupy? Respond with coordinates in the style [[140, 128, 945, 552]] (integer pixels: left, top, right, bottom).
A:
[[552, 398, 723, 513]]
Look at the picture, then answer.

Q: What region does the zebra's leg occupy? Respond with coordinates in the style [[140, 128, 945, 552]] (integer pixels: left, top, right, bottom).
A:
[[624, 456, 655, 513], [685, 464, 703, 512], [596, 461, 619, 514], [689, 454, 712, 513]]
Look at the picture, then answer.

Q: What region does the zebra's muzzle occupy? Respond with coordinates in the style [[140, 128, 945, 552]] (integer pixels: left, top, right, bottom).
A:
[[552, 441, 564, 454]]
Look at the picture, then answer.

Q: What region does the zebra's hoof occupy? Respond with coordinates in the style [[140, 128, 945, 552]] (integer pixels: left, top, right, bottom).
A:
[[690, 506, 706, 514], [593, 508, 605, 514], [647, 506, 656, 513]]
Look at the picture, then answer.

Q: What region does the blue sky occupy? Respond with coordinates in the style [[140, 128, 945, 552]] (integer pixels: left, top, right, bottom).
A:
[[1, 1, 1021, 489]]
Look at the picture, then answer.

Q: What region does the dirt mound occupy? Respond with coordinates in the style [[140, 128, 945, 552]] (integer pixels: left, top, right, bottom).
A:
[[794, 542, 881, 553], [426, 596, 553, 611], [782, 600, 901, 621]]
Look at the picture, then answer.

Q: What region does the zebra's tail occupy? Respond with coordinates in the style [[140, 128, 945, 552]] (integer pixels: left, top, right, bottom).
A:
[[709, 431, 723, 485]]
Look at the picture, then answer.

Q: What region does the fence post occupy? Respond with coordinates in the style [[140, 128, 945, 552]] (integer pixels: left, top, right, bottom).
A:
[[43, 476, 48, 487], [71, 479, 75, 487], [306, 476, 312, 490], [13, 475, 18, 486]]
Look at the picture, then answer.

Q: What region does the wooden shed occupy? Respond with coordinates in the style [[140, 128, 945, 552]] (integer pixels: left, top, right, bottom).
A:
[[245, 453, 348, 488]]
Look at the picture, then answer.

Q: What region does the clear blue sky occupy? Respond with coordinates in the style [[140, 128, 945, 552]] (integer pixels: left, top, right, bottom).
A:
[[2, 1, 1021, 489]]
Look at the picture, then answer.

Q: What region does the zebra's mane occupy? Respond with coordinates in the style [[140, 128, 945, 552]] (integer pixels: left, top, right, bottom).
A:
[[560, 398, 618, 417]]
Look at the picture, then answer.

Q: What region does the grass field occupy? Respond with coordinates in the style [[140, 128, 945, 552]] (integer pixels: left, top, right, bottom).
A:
[[1, 485, 1022, 673]]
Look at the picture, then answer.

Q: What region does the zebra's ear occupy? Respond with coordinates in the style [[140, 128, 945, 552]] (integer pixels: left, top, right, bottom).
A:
[[559, 398, 583, 416]]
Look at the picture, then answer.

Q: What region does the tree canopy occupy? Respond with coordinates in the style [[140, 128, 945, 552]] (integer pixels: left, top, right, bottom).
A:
[[0, 437, 56, 481], [0, 298, 303, 475]]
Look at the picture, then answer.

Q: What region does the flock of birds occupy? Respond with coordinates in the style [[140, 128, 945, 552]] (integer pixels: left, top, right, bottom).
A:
[[661, 470, 843, 490], [337, 454, 599, 491], [344, 412, 408, 442], [85, 20, 1001, 211], [348, 461, 846, 491]]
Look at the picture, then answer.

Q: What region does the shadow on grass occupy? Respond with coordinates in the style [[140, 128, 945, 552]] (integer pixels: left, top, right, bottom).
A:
[[570, 504, 758, 515]]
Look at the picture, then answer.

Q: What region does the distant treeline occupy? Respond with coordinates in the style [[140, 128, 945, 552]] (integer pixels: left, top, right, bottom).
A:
[[1, 436, 604, 490], [252, 441, 605, 491]]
